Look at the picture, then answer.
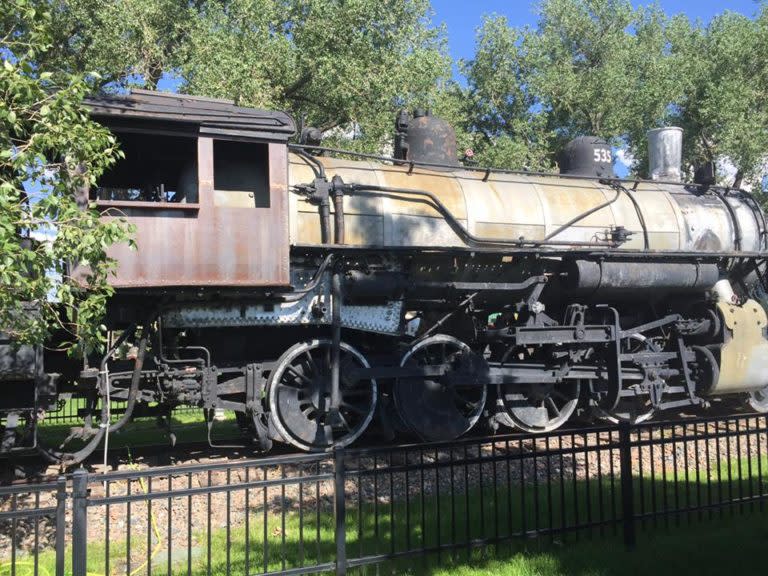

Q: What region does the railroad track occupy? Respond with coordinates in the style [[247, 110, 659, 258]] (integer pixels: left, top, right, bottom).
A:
[[3, 401, 761, 484]]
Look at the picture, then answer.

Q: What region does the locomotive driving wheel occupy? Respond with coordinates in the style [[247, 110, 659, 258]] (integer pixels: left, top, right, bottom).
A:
[[393, 335, 487, 442], [494, 344, 581, 433], [267, 339, 377, 452], [592, 334, 661, 424]]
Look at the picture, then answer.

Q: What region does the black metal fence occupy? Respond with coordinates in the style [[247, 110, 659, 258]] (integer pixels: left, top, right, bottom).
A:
[[39, 396, 201, 425], [2, 413, 767, 576]]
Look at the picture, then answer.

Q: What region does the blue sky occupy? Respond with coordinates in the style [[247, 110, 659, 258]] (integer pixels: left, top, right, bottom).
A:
[[427, 0, 762, 175], [431, 0, 762, 67], [150, 0, 767, 176]]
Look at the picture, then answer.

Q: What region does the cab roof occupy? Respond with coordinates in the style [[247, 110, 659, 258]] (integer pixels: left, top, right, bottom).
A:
[[85, 89, 296, 142]]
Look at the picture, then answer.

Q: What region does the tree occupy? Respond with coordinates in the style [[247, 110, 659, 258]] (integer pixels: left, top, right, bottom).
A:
[[457, 1, 683, 172], [29, 0, 450, 153], [454, 15, 555, 171], [1, 0, 133, 352], [32, 0, 195, 90], [669, 9, 768, 190], [181, 0, 451, 151]]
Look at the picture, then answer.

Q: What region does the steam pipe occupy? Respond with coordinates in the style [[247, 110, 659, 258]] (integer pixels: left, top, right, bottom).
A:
[[288, 143, 717, 189], [330, 271, 342, 418], [294, 148, 326, 180], [344, 184, 619, 248], [294, 149, 332, 243], [621, 184, 651, 250], [543, 183, 621, 242], [37, 322, 150, 465], [319, 202, 331, 244], [332, 176, 345, 244]]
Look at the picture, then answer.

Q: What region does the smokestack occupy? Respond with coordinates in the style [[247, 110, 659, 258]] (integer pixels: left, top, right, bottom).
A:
[[647, 127, 683, 182]]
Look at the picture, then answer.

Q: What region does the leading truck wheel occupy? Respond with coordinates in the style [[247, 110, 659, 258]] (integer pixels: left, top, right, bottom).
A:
[[267, 339, 377, 452], [393, 335, 487, 442]]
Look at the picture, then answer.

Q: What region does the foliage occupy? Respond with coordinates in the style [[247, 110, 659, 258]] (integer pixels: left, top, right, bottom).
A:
[[181, 0, 451, 152], [458, 1, 683, 172], [31, 0, 195, 90], [31, 0, 450, 153], [452, 16, 555, 171], [458, 0, 768, 187], [26, 0, 768, 186], [526, 0, 680, 141], [669, 8, 768, 190], [0, 0, 133, 352]]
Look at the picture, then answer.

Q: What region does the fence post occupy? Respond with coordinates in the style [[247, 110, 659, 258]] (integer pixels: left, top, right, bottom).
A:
[[72, 468, 89, 576], [619, 421, 636, 549], [334, 447, 347, 576], [55, 476, 67, 576]]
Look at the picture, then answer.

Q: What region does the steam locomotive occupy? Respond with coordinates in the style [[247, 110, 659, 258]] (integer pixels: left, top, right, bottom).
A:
[[2, 90, 767, 464]]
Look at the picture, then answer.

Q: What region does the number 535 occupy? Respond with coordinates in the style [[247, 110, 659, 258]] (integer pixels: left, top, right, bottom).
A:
[[594, 149, 612, 163]]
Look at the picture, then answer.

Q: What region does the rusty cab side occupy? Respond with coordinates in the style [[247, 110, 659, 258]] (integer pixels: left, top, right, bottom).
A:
[[85, 90, 296, 299]]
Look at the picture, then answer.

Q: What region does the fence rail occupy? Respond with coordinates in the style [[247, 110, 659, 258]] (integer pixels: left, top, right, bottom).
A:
[[38, 395, 202, 425], [2, 413, 767, 576]]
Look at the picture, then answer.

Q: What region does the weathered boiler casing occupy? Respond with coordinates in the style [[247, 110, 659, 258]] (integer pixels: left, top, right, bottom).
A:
[[288, 155, 764, 253]]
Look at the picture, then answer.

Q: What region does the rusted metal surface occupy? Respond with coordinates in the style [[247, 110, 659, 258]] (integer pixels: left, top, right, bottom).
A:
[[86, 89, 295, 141], [405, 113, 458, 168], [104, 139, 290, 288]]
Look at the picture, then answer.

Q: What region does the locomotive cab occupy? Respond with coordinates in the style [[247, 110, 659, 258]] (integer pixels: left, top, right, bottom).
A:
[[85, 90, 296, 296]]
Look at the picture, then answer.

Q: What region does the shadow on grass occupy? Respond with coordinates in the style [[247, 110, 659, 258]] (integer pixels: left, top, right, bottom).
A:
[[35, 409, 240, 455], [66, 457, 768, 576], [4, 454, 767, 576]]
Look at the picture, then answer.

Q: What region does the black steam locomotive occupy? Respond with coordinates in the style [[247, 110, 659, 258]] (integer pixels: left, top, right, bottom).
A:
[[2, 90, 767, 464]]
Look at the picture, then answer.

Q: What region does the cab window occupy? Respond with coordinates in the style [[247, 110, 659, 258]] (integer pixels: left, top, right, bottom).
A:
[[95, 132, 198, 203]]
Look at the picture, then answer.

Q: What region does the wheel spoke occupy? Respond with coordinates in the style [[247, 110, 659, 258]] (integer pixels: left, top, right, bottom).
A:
[[303, 351, 319, 376], [284, 365, 312, 385], [324, 345, 331, 377], [270, 340, 376, 451], [396, 335, 486, 442], [545, 396, 561, 417], [336, 411, 352, 431]]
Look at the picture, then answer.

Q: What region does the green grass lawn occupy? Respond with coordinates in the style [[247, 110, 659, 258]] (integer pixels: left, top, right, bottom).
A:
[[8, 454, 767, 576], [36, 400, 241, 452]]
